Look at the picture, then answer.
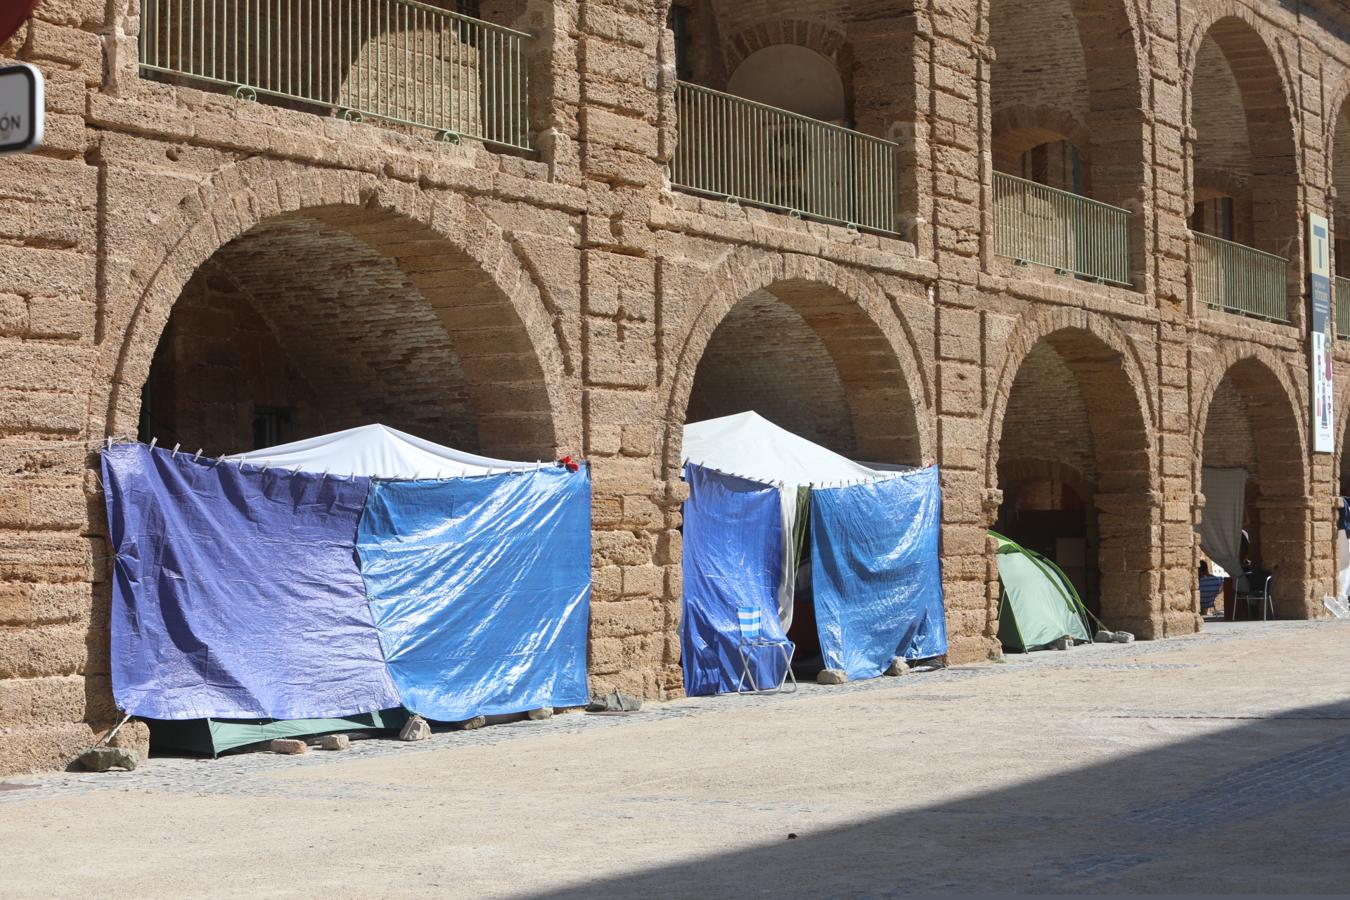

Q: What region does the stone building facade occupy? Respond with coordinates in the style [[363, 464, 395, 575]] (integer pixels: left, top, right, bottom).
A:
[[2, 0, 1349, 774]]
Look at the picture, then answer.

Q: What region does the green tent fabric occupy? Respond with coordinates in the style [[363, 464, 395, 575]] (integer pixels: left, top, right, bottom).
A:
[[991, 531, 1092, 652], [148, 709, 409, 757]]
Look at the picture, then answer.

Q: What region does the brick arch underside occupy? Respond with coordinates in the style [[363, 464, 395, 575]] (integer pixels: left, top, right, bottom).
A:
[[685, 279, 923, 466], [1187, 16, 1300, 255], [986, 0, 1147, 209], [1200, 358, 1308, 609], [991, 329, 1155, 632], [118, 205, 560, 461]]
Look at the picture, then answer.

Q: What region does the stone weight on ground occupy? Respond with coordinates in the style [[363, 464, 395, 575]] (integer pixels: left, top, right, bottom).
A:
[[319, 734, 350, 751], [77, 747, 138, 772], [269, 739, 307, 756], [817, 669, 849, 685], [398, 716, 431, 743]]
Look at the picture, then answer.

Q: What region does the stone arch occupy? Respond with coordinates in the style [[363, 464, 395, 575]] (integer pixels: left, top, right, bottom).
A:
[[721, 19, 848, 73], [662, 250, 933, 475], [985, 0, 1148, 212], [985, 310, 1159, 634], [1182, 10, 1302, 260], [1193, 346, 1313, 617], [90, 159, 577, 457]]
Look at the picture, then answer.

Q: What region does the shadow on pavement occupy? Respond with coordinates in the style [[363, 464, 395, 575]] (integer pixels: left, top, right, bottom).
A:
[[527, 698, 1350, 897]]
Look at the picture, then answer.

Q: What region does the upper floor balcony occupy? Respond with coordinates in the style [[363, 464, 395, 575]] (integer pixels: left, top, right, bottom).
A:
[[992, 172, 1133, 288], [1192, 232, 1290, 324], [671, 82, 901, 236], [138, 0, 531, 150]]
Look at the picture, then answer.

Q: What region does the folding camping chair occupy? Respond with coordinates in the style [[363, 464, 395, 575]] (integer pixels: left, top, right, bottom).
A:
[[1235, 570, 1275, 621], [735, 606, 797, 694]]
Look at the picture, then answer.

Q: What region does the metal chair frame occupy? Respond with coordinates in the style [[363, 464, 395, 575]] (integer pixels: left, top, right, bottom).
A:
[[734, 606, 798, 695], [1235, 571, 1275, 621]]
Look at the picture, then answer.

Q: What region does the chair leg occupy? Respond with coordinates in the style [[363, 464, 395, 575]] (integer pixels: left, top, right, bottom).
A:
[[736, 644, 759, 693], [777, 644, 798, 694]]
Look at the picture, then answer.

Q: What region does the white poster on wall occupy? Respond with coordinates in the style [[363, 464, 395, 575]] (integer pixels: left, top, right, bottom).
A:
[[1310, 213, 1335, 455]]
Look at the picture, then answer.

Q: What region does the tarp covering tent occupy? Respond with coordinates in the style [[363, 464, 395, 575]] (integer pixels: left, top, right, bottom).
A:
[[991, 531, 1092, 652], [102, 426, 591, 750], [681, 412, 946, 693]]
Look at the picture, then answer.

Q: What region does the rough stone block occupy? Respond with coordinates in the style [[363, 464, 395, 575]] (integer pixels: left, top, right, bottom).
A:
[[398, 716, 431, 742], [270, 739, 307, 755], [78, 747, 138, 772], [318, 734, 350, 751]]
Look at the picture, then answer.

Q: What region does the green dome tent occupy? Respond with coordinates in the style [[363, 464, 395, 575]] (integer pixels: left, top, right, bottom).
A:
[[991, 531, 1093, 652]]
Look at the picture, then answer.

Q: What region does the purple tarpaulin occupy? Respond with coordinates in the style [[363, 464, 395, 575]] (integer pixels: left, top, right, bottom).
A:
[[101, 444, 401, 720]]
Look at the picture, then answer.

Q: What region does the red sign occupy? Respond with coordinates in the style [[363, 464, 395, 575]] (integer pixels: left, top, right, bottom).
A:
[[0, 2, 39, 48]]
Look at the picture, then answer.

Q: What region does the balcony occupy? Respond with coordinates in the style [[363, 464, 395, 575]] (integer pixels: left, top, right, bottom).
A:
[[672, 82, 901, 235], [1338, 277, 1350, 339], [139, 0, 531, 150], [1193, 232, 1289, 323], [992, 172, 1132, 287]]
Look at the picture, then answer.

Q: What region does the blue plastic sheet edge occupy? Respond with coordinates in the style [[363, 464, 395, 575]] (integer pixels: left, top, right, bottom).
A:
[[811, 466, 948, 681], [356, 466, 592, 721]]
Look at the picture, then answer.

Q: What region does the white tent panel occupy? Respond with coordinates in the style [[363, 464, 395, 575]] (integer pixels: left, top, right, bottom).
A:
[[682, 412, 884, 488], [229, 424, 540, 479]]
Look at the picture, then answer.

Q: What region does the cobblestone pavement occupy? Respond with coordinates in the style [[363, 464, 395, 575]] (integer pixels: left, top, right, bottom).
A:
[[4, 621, 1350, 897]]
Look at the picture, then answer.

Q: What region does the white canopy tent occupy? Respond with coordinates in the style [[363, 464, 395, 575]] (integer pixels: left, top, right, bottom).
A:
[[682, 412, 894, 629], [229, 424, 541, 479], [683, 411, 884, 488]]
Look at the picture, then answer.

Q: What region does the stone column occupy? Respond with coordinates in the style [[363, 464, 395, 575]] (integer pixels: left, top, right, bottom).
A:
[[575, 1, 680, 698]]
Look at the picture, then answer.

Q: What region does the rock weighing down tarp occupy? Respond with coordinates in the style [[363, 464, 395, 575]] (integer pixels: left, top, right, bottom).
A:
[[101, 426, 591, 729], [680, 412, 947, 694]]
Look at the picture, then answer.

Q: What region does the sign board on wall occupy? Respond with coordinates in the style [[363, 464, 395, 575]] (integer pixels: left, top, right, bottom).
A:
[[1310, 212, 1335, 455], [0, 63, 43, 156]]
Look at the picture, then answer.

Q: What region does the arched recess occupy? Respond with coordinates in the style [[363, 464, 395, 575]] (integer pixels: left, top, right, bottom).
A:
[[986, 318, 1159, 635], [1185, 15, 1301, 266], [986, 0, 1147, 205], [662, 252, 934, 476], [1328, 90, 1350, 279], [1195, 351, 1311, 617], [92, 163, 575, 460], [726, 45, 847, 122]]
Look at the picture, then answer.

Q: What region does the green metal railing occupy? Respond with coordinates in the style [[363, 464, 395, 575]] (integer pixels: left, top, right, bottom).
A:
[[992, 172, 1132, 286], [139, 0, 531, 150], [1193, 232, 1289, 322], [672, 81, 901, 234], [1337, 276, 1350, 339]]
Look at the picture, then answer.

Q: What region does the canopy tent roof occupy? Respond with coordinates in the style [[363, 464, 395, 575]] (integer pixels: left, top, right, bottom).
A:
[[682, 412, 885, 488], [228, 424, 541, 479]]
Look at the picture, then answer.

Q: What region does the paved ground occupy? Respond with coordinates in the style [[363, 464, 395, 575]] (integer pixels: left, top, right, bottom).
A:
[[4, 621, 1350, 897]]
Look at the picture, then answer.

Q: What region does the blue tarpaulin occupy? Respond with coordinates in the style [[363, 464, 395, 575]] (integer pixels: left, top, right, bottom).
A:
[[680, 465, 792, 696], [356, 468, 591, 721], [811, 467, 948, 680], [101, 444, 402, 721]]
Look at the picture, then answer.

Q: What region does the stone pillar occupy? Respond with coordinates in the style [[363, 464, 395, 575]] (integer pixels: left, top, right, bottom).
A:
[[576, 1, 680, 698], [849, 11, 930, 254], [1158, 322, 1202, 637]]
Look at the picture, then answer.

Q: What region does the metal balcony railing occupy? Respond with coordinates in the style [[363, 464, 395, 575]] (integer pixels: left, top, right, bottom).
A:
[[672, 81, 901, 234], [139, 0, 531, 150], [992, 172, 1132, 287], [1193, 232, 1289, 323], [1337, 276, 1350, 339]]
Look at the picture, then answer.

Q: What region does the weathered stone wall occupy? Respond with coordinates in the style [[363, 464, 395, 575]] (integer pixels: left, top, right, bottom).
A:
[[2, 0, 1350, 774]]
